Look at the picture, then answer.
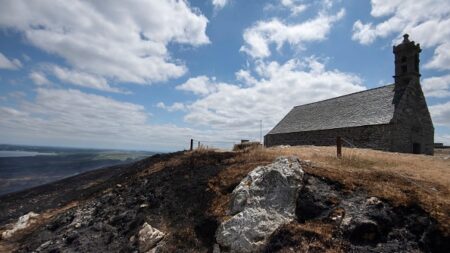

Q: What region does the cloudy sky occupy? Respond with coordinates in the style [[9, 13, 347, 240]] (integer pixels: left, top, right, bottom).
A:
[[0, 0, 449, 151]]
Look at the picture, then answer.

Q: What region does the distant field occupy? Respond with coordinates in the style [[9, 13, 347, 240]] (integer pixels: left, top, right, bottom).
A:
[[0, 144, 156, 195], [435, 148, 450, 159]]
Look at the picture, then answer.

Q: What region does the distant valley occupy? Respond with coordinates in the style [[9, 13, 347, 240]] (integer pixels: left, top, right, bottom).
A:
[[0, 144, 157, 196]]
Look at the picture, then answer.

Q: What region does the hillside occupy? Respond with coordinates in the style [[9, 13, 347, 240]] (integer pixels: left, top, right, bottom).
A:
[[0, 147, 449, 252], [0, 144, 154, 195]]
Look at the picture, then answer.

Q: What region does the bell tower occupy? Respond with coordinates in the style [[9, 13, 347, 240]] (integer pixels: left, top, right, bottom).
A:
[[393, 34, 422, 90]]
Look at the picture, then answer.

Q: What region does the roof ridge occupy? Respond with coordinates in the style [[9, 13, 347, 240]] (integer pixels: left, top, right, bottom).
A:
[[293, 83, 395, 108]]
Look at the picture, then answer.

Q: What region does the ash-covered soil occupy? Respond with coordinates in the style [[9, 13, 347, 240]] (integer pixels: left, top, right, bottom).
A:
[[0, 150, 449, 252], [266, 175, 449, 252]]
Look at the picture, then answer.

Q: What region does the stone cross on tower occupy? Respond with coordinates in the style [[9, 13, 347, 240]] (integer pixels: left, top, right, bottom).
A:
[[393, 34, 422, 90]]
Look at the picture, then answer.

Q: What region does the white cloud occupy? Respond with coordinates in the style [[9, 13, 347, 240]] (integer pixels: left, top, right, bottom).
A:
[[0, 0, 209, 84], [181, 58, 365, 140], [0, 88, 199, 151], [351, 0, 450, 70], [435, 134, 450, 145], [8, 91, 26, 100], [212, 0, 228, 10], [29, 71, 50, 86], [235, 69, 258, 86], [352, 21, 377, 45], [425, 43, 450, 70], [22, 54, 31, 62], [422, 74, 450, 98], [241, 9, 345, 58], [176, 75, 220, 96], [280, 0, 308, 16], [50, 65, 126, 93], [0, 52, 22, 70], [157, 102, 186, 112], [429, 101, 450, 127]]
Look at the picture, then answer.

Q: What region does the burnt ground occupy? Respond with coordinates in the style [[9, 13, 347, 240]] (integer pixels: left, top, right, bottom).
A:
[[0, 152, 179, 226], [266, 175, 449, 253], [0, 151, 235, 252], [0, 150, 449, 252]]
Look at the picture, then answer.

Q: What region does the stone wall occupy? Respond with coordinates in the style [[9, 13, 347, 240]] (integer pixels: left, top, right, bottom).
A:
[[265, 124, 393, 151], [391, 79, 434, 155]]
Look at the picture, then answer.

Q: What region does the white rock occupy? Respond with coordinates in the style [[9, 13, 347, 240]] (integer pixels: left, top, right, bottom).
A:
[[36, 240, 52, 251], [138, 222, 165, 253], [216, 156, 304, 252], [366, 197, 382, 206], [341, 217, 353, 226], [1, 212, 39, 239], [213, 243, 221, 253]]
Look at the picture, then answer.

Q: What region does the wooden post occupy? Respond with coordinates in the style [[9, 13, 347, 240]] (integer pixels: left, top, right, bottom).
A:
[[190, 139, 194, 151], [336, 136, 342, 158]]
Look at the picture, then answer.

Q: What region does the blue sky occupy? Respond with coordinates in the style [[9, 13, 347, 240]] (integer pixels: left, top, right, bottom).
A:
[[0, 0, 449, 151]]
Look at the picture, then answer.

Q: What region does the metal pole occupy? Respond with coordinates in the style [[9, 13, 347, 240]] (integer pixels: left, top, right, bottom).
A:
[[260, 120, 262, 143], [190, 139, 193, 151], [337, 136, 342, 158]]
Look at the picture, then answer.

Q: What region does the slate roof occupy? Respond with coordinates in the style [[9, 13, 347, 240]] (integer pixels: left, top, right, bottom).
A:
[[267, 84, 397, 135]]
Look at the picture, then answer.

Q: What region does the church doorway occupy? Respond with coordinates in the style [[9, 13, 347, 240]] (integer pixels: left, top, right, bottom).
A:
[[413, 143, 421, 154]]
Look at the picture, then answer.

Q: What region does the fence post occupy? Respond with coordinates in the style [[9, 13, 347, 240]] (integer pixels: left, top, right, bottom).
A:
[[190, 139, 193, 151], [336, 136, 342, 158]]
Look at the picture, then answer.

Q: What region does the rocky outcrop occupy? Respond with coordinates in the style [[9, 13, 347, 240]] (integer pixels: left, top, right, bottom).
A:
[[216, 156, 304, 252], [138, 222, 165, 253]]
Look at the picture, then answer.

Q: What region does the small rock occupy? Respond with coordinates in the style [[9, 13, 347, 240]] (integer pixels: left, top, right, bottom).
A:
[[342, 217, 352, 226], [1, 212, 39, 239], [104, 232, 114, 245], [47, 213, 75, 232], [138, 222, 165, 252], [36, 240, 52, 251], [64, 231, 79, 244], [366, 197, 382, 206], [329, 208, 345, 224], [299, 160, 312, 167], [213, 243, 221, 253], [347, 218, 381, 244]]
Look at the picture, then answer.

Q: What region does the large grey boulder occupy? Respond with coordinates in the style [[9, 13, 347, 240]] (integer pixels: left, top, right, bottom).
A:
[[216, 156, 304, 252]]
